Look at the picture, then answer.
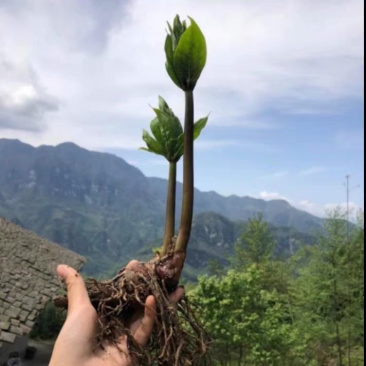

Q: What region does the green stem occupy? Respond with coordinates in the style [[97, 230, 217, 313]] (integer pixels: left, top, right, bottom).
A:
[[175, 90, 194, 252], [161, 161, 177, 255]]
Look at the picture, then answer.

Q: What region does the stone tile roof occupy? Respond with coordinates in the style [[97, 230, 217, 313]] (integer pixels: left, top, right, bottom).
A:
[[0, 218, 85, 348]]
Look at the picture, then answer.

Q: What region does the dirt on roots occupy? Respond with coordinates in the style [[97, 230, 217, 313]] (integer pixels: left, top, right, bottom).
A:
[[55, 257, 210, 365]]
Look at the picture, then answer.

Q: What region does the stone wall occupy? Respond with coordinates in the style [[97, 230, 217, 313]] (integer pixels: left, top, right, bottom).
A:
[[0, 218, 85, 360]]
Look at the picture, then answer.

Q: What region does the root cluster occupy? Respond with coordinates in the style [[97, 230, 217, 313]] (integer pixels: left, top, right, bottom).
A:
[[56, 259, 210, 365]]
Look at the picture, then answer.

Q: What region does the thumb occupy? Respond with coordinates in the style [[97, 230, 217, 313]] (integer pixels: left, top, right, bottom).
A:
[[133, 295, 157, 346], [57, 265, 91, 313]]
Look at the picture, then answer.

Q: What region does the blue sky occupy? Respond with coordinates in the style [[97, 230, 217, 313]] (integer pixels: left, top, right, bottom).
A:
[[0, 0, 364, 217]]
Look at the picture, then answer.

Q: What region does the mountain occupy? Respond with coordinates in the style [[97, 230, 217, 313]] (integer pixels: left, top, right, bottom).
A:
[[149, 177, 322, 233], [136, 211, 316, 282], [0, 139, 322, 276]]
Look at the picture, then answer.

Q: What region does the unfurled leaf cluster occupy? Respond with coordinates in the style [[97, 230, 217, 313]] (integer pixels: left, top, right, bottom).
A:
[[140, 96, 208, 162]]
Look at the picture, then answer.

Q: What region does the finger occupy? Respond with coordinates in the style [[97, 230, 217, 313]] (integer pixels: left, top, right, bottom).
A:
[[133, 295, 157, 346], [125, 260, 140, 271], [57, 264, 91, 313], [169, 286, 185, 304]]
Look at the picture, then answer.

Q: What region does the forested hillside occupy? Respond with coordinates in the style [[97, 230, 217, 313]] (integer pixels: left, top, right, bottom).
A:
[[0, 138, 322, 276], [193, 211, 364, 365]]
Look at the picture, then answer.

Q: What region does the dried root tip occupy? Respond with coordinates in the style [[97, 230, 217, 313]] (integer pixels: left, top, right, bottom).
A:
[[53, 296, 68, 309]]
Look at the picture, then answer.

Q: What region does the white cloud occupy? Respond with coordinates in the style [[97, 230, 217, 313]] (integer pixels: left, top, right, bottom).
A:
[[143, 159, 168, 167], [324, 202, 362, 215], [126, 158, 168, 167], [298, 200, 316, 210], [195, 139, 241, 150], [209, 117, 277, 129], [299, 166, 325, 176], [335, 130, 364, 150], [273, 171, 289, 178], [0, 0, 363, 148], [259, 191, 288, 201], [254, 190, 364, 219], [260, 171, 289, 180], [125, 159, 138, 166], [0, 57, 58, 131], [296, 200, 324, 217], [296, 199, 364, 219], [195, 139, 283, 152]]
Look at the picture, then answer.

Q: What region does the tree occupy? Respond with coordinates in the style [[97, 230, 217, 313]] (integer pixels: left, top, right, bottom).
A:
[[30, 301, 65, 340], [193, 209, 364, 365], [193, 266, 298, 366], [232, 214, 291, 294], [233, 214, 275, 269], [291, 209, 364, 366]]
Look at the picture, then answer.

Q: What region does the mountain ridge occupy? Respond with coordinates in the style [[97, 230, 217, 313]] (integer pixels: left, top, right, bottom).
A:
[[0, 138, 323, 276]]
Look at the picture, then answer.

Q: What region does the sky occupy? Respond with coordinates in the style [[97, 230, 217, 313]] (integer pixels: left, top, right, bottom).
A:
[[0, 0, 364, 218]]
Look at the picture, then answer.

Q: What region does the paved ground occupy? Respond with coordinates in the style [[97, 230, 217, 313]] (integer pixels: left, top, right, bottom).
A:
[[22, 339, 54, 366]]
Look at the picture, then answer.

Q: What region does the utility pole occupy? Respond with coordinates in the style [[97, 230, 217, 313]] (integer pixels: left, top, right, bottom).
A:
[[345, 175, 360, 242], [346, 174, 350, 243], [344, 175, 360, 366]]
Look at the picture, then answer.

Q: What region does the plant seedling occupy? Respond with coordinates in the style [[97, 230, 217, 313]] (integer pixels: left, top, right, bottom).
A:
[[55, 15, 209, 365], [140, 95, 207, 257]]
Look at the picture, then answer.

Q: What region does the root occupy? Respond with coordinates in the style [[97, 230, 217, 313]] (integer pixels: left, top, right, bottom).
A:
[[55, 258, 210, 365]]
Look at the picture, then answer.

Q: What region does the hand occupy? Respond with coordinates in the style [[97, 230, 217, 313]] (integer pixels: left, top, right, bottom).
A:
[[49, 262, 184, 366]]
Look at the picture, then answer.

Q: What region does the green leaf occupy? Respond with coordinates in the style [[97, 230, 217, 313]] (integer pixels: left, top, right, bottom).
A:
[[172, 15, 186, 50], [141, 130, 164, 156], [152, 107, 162, 119], [164, 34, 174, 66], [150, 117, 163, 143], [158, 96, 170, 113], [193, 115, 209, 140], [168, 133, 184, 162], [139, 147, 154, 153], [173, 17, 207, 91], [141, 95, 189, 162], [173, 133, 184, 161], [145, 97, 186, 162], [167, 21, 173, 35], [165, 61, 181, 89], [157, 110, 183, 159], [173, 15, 181, 39]]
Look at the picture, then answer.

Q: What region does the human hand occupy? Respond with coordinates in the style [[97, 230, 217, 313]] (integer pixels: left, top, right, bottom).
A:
[[49, 262, 184, 366]]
